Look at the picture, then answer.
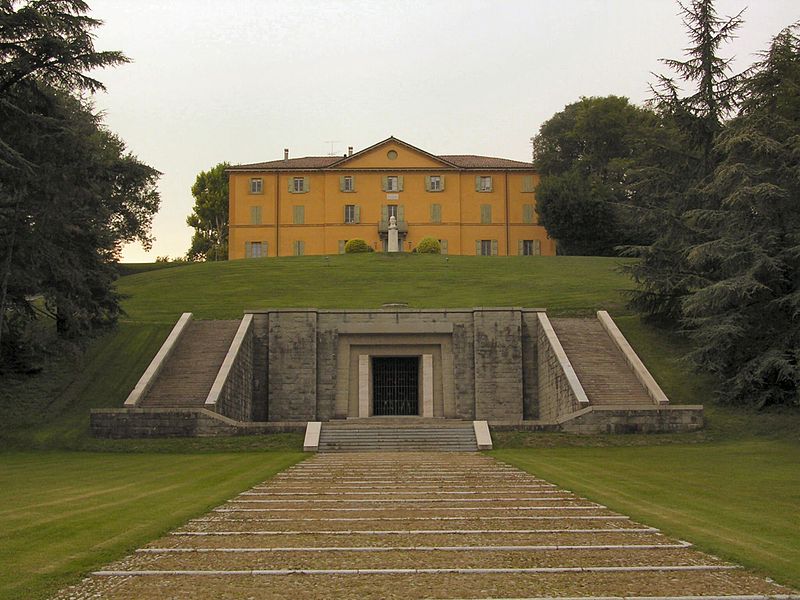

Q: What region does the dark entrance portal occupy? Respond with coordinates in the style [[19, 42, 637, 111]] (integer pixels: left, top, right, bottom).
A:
[[372, 356, 419, 416]]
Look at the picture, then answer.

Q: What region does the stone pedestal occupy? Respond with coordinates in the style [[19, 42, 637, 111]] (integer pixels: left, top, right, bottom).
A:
[[388, 215, 399, 252]]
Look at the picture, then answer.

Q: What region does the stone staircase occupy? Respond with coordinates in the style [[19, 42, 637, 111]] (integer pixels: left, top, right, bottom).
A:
[[139, 320, 239, 408], [550, 318, 653, 406], [318, 419, 478, 452]]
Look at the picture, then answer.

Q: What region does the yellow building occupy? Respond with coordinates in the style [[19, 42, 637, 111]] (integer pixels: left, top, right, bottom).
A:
[[227, 137, 555, 259]]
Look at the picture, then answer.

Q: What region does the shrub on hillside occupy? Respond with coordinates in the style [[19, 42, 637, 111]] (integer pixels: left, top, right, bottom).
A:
[[344, 239, 374, 253], [415, 237, 441, 254]]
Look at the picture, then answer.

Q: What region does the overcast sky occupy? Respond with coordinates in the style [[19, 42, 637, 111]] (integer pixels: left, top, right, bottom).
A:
[[87, 0, 798, 262]]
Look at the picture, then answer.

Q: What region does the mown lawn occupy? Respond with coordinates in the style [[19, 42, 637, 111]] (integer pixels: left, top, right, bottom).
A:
[[0, 451, 305, 600], [116, 254, 634, 322], [492, 441, 800, 590]]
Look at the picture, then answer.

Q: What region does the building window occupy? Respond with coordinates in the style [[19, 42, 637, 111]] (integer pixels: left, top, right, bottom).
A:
[[386, 176, 399, 192], [387, 150, 398, 160], [522, 175, 536, 193], [521, 239, 541, 256], [480, 204, 492, 224], [439, 239, 448, 255], [293, 205, 305, 224], [292, 177, 305, 193], [344, 204, 358, 224], [476, 175, 493, 192], [480, 240, 493, 256], [522, 203, 535, 224], [426, 175, 444, 192], [387, 204, 398, 219], [293, 240, 305, 256], [341, 175, 354, 192], [250, 205, 262, 225], [246, 241, 265, 258], [430, 203, 442, 224], [250, 178, 263, 194]]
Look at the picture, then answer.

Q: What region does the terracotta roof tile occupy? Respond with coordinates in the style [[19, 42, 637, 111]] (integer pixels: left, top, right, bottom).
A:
[[229, 156, 340, 171], [439, 155, 533, 169]]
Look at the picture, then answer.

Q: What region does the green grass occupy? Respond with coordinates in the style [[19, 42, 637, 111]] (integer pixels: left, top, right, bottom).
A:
[[491, 442, 800, 589], [0, 451, 305, 600], [116, 254, 634, 322]]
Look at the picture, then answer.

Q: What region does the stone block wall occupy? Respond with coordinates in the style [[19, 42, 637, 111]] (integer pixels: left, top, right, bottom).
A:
[[213, 320, 254, 422], [473, 309, 523, 421], [267, 310, 318, 421], [521, 310, 539, 420], [537, 321, 583, 422]]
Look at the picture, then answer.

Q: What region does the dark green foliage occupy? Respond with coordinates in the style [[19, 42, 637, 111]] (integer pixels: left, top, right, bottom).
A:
[[415, 237, 441, 254], [533, 96, 657, 255], [344, 238, 373, 253], [186, 162, 230, 261], [681, 25, 800, 406], [626, 0, 745, 321], [0, 1, 160, 367]]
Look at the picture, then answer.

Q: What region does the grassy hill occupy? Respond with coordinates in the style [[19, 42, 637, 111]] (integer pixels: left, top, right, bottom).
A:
[[116, 254, 634, 322]]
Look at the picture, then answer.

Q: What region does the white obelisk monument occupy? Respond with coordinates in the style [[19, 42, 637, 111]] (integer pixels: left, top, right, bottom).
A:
[[388, 215, 400, 252]]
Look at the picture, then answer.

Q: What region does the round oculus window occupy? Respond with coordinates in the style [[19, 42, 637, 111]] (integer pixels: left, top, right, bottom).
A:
[[387, 150, 398, 160]]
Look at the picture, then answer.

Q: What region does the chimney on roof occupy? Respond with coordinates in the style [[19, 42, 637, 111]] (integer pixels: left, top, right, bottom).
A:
[[284, 148, 289, 160], [348, 146, 353, 156]]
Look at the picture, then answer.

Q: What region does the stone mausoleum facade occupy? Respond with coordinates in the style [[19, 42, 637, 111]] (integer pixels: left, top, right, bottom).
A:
[[92, 307, 703, 438]]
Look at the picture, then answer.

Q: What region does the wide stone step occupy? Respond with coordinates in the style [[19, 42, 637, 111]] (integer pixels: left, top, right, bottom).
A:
[[140, 320, 239, 408], [550, 318, 654, 406], [318, 425, 479, 452]]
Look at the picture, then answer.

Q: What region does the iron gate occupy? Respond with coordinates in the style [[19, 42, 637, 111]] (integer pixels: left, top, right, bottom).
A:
[[372, 356, 419, 416]]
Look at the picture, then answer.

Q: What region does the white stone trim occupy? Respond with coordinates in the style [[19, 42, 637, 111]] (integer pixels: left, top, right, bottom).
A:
[[422, 354, 433, 417], [536, 312, 590, 406], [94, 565, 739, 576], [597, 311, 670, 405], [473, 420, 493, 450], [123, 312, 192, 407], [205, 314, 253, 410], [303, 421, 321, 452], [358, 355, 370, 417]]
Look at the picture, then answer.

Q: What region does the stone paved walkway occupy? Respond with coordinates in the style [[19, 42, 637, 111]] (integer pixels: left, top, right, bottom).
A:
[[54, 452, 798, 599]]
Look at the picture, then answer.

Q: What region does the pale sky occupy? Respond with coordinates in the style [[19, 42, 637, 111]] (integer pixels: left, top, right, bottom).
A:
[[86, 0, 798, 262]]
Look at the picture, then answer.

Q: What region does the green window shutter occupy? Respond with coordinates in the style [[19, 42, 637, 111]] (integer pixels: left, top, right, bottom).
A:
[[518, 240, 524, 255], [398, 176, 404, 191], [338, 240, 346, 254], [302, 176, 309, 193], [475, 240, 482, 256], [440, 239, 448, 255], [491, 240, 498, 256], [381, 205, 388, 223], [487, 176, 493, 192], [250, 206, 261, 225], [354, 205, 360, 223], [288, 177, 294, 193], [350, 176, 356, 192], [481, 204, 491, 224], [425, 175, 431, 192], [397, 204, 405, 222], [475, 176, 481, 192], [245, 241, 252, 258], [440, 175, 446, 191], [533, 240, 541, 256], [381, 176, 388, 192], [430, 203, 441, 223], [339, 176, 346, 192], [522, 175, 534, 193], [522, 204, 532, 224], [299, 240, 305, 256], [263, 241, 269, 257], [293, 205, 304, 224]]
